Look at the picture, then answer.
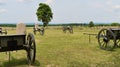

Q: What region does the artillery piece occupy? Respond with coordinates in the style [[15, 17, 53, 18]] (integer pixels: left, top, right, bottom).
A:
[[62, 26, 73, 34], [98, 28, 120, 50]]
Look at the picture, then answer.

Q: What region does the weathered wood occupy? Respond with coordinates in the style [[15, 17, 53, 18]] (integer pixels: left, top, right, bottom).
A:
[[0, 23, 36, 65], [0, 34, 26, 52]]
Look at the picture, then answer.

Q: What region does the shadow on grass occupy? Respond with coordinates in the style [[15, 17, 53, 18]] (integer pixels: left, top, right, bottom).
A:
[[0, 57, 40, 67]]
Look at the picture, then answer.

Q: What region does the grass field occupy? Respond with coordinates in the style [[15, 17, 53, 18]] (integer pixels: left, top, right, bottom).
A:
[[0, 26, 120, 67]]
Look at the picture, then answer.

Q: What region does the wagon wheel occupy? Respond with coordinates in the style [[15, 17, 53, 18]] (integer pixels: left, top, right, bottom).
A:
[[62, 27, 66, 33], [27, 33, 36, 65], [116, 39, 120, 47], [34, 30, 36, 35], [71, 29, 73, 34], [63, 29, 66, 33], [98, 28, 116, 50]]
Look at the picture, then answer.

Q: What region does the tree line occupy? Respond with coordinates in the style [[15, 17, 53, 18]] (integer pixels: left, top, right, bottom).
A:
[[88, 21, 120, 27], [0, 22, 119, 27]]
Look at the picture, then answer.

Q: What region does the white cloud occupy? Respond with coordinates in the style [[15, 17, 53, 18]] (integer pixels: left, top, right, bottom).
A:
[[93, 0, 120, 13], [0, 9, 7, 13], [114, 5, 120, 9], [92, 3, 103, 8], [18, 0, 24, 2], [0, 0, 5, 5], [106, 0, 112, 5], [17, 0, 34, 2], [45, 0, 54, 5], [112, 5, 120, 12], [106, 4, 120, 12], [0, 0, 4, 3]]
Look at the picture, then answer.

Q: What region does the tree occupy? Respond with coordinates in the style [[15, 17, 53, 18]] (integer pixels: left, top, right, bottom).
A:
[[89, 21, 94, 27], [36, 3, 53, 27], [111, 22, 119, 26]]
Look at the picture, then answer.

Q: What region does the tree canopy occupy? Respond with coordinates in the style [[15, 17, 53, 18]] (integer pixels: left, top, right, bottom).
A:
[[89, 21, 94, 27], [111, 22, 119, 26], [36, 3, 53, 27]]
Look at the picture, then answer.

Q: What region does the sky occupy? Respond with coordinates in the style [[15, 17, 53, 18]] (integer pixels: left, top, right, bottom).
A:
[[0, 0, 120, 24]]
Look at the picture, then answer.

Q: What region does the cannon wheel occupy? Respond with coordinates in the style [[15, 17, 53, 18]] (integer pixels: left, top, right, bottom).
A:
[[33, 28, 36, 35], [40, 28, 44, 35], [98, 28, 116, 50], [63, 29, 66, 33], [27, 33, 36, 65], [62, 26, 66, 33], [116, 39, 120, 47], [34, 30, 36, 35], [69, 27, 73, 34]]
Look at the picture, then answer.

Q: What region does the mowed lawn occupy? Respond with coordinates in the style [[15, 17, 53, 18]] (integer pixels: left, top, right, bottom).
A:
[[0, 26, 120, 67]]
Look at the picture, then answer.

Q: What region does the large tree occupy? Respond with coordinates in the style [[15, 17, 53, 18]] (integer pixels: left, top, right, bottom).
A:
[[36, 3, 53, 27]]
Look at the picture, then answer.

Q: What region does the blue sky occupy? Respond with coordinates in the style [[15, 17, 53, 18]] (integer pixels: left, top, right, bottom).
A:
[[0, 0, 120, 24]]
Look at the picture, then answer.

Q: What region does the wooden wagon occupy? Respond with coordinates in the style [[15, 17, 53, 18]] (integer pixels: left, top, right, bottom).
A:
[[0, 23, 36, 65]]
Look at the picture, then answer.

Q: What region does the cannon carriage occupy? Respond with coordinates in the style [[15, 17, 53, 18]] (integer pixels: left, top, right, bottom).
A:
[[33, 27, 44, 35], [98, 28, 120, 50], [33, 23, 44, 35], [62, 26, 73, 34]]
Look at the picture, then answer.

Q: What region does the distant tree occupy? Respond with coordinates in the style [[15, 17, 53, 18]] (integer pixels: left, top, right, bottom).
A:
[[89, 21, 94, 27], [36, 3, 53, 27], [111, 22, 119, 26]]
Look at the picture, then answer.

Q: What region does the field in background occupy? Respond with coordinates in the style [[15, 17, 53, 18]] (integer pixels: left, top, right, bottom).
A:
[[0, 26, 120, 67]]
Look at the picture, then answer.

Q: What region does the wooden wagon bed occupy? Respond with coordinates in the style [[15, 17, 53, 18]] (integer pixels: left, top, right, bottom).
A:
[[0, 34, 26, 52]]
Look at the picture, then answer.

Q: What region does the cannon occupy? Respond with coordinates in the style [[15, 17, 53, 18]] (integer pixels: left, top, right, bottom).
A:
[[33, 27, 44, 35], [62, 26, 73, 34], [33, 23, 44, 35], [98, 28, 120, 50]]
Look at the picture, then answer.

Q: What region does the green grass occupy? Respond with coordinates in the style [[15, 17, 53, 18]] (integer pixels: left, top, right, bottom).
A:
[[0, 26, 120, 67]]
